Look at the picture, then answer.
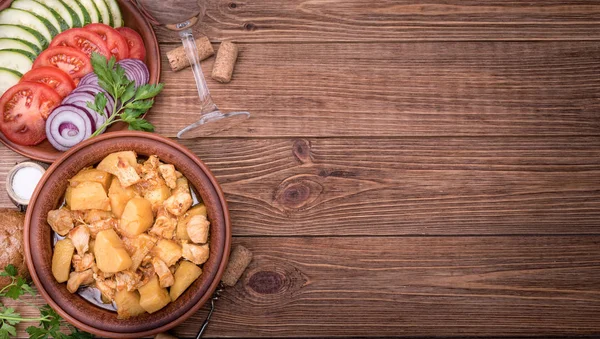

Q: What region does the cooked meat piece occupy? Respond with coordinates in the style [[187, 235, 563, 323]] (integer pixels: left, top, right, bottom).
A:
[[84, 210, 113, 224], [92, 263, 114, 279], [114, 157, 141, 187], [94, 275, 117, 302], [158, 164, 177, 189], [115, 270, 142, 292], [88, 218, 118, 238], [181, 242, 209, 265], [72, 253, 95, 272], [67, 269, 94, 293], [47, 209, 75, 236], [149, 207, 177, 239], [121, 234, 157, 271], [163, 191, 192, 216], [173, 176, 189, 195], [68, 225, 90, 256], [187, 214, 209, 244], [137, 264, 155, 289], [141, 254, 153, 267], [151, 258, 174, 288]]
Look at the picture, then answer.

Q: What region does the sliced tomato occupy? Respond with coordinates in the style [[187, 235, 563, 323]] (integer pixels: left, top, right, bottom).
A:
[[49, 28, 111, 59], [116, 27, 146, 61], [85, 23, 129, 60], [0, 82, 62, 145], [33, 47, 92, 83], [21, 67, 76, 99]]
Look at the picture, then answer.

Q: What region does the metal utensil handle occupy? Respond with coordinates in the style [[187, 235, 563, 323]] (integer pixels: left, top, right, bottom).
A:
[[196, 283, 224, 338]]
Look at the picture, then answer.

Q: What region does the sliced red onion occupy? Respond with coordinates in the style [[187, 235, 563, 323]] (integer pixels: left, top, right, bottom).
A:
[[79, 72, 98, 86], [46, 104, 95, 151], [63, 91, 113, 120], [72, 85, 116, 117], [117, 59, 149, 87]]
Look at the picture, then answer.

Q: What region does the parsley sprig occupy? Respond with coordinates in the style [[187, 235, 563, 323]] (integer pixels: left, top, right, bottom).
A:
[[0, 265, 92, 339], [87, 52, 164, 137]]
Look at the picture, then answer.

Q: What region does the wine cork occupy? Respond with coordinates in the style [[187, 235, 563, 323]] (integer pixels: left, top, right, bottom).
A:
[[211, 41, 238, 83], [154, 333, 178, 339], [167, 36, 214, 72], [221, 245, 253, 287]]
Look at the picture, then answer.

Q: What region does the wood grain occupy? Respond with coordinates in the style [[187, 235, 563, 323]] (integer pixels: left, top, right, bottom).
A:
[[9, 236, 600, 337], [150, 0, 600, 43], [149, 41, 600, 137], [180, 236, 600, 337], [3, 137, 600, 235]]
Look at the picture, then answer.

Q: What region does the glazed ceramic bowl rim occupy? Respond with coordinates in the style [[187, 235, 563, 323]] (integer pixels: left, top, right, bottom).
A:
[[24, 131, 231, 338]]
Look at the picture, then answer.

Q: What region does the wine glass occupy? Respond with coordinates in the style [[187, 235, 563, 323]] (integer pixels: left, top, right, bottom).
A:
[[134, 0, 250, 139]]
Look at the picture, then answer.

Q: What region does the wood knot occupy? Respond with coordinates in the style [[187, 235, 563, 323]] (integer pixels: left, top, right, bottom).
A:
[[243, 22, 257, 31], [292, 139, 312, 164], [248, 271, 284, 294], [228, 2, 237, 9], [274, 175, 323, 211]]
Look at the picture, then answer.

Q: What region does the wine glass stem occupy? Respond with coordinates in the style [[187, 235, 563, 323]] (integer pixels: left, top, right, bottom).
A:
[[179, 28, 218, 115]]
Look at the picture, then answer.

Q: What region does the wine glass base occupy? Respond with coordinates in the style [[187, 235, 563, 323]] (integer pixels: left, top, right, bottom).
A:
[[176, 111, 250, 139]]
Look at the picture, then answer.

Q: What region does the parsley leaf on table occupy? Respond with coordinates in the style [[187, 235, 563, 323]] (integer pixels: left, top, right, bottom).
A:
[[0, 266, 94, 338]]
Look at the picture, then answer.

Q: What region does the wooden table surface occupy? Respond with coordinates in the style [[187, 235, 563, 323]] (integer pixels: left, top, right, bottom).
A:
[[2, 0, 600, 337]]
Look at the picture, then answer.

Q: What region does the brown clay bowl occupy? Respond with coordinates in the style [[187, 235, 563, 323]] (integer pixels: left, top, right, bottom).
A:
[[24, 131, 231, 338], [0, 0, 161, 163]]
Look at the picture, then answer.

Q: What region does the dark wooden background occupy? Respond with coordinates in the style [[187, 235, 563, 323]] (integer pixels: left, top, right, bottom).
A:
[[1, 0, 600, 337]]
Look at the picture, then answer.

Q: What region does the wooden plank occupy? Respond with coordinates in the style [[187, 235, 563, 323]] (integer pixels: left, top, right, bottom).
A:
[[147, 0, 600, 43], [3, 136, 600, 235], [150, 41, 600, 138], [9, 236, 600, 337], [172, 236, 600, 337]]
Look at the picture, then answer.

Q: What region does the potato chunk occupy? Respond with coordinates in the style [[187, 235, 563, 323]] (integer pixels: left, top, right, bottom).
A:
[[115, 290, 147, 319], [52, 239, 75, 283], [97, 151, 140, 187], [151, 239, 182, 267], [120, 197, 154, 237], [97, 151, 138, 173], [108, 177, 137, 218], [70, 168, 112, 192], [170, 260, 202, 301], [70, 182, 111, 211], [176, 204, 206, 240], [94, 229, 132, 273], [138, 275, 170, 314]]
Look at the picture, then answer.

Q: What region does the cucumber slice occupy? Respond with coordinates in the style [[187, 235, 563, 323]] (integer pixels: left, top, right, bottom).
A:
[[77, 0, 100, 24], [0, 67, 22, 96], [0, 48, 36, 61], [0, 50, 33, 75], [37, 0, 75, 29], [93, 0, 112, 26], [0, 24, 42, 53], [103, 0, 121, 27], [0, 8, 52, 46], [11, 0, 62, 34], [0, 38, 37, 55], [60, 0, 88, 26]]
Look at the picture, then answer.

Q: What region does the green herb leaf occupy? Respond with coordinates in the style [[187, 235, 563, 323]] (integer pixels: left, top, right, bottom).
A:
[[128, 118, 155, 132], [2, 266, 17, 278], [87, 53, 162, 138], [120, 81, 137, 104], [134, 84, 164, 101], [0, 323, 17, 338], [0, 307, 21, 325], [125, 99, 154, 111], [26, 326, 49, 339]]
